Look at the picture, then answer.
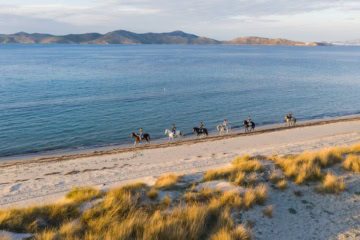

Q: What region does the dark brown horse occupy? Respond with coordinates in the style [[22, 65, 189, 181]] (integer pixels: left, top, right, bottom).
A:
[[131, 132, 151, 146], [193, 127, 208, 137], [244, 120, 249, 132], [250, 121, 255, 132]]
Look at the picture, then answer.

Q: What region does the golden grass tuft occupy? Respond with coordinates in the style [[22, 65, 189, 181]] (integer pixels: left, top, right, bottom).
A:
[[66, 187, 101, 203], [203, 155, 263, 183], [277, 179, 287, 190], [0, 203, 80, 233], [315, 147, 345, 167], [232, 225, 252, 240], [343, 154, 360, 172], [262, 205, 273, 218], [243, 189, 256, 209], [232, 155, 252, 164], [155, 174, 180, 189], [147, 188, 159, 200], [273, 153, 323, 184], [233, 160, 263, 173], [317, 173, 345, 194], [210, 225, 251, 240], [218, 191, 242, 209], [254, 184, 268, 205], [161, 196, 171, 206], [58, 220, 83, 239], [121, 182, 148, 192], [183, 189, 218, 204], [203, 167, 235, 182], [34, 230, 57, 240], [233, 172, 246, 186], [350, 143, 360, 153]]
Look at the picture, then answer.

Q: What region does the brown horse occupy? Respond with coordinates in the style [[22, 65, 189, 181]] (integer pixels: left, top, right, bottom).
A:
[[250, 121, 255, 132], [285, 116, 296, 126], [193, 127, 208, 137], [131, 132, 151, 146], [244, 120, 250, 132]]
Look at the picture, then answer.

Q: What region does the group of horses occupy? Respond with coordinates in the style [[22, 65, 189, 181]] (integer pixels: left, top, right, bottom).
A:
[[131, 114, 296, 145]]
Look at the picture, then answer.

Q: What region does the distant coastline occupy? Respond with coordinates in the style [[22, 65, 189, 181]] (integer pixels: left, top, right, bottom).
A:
[[0, 30, 330, 46]]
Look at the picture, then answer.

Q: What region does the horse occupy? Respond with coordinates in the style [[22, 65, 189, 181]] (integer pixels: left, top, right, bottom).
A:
[[193, 127, 208, 137], [285, 116, 296, 127], [164, 129, 183, 141], [216, 125, 232, 135], [244, 120, 250, 133], [250, 121, 255, 132], [131, 132, 151, 146]]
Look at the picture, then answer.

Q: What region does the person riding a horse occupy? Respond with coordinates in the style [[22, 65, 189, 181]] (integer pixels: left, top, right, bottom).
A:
[[223, 119, 227, 129], [138, 128, 144, 140], [171, 124, 176, 135], [287, 112, 293, 120], [200, 122, 204, 133], [248, 116, 252, 123]]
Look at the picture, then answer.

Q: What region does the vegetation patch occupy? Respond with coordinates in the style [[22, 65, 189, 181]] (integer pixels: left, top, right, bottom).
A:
[[277, 180, 287, 190], [66, 186, 101, 203], [155, 174, 181, 189], [343, 154, 360, 172], [317, 173, 345, 194], [147, 188, 159, 200]]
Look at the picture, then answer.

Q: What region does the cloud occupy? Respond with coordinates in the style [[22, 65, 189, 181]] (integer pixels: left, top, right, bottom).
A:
[[0, 0, 359, 41], [98, 0, 360, 17]]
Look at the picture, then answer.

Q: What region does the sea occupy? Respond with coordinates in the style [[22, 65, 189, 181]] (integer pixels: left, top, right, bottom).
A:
[[1, 44, 360, 159]]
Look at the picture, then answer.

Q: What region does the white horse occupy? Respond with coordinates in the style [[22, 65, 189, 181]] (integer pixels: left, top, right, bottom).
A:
[[165, 129, 183, 140], [216, 125, 232, 135], [285, 116, 296, 126]]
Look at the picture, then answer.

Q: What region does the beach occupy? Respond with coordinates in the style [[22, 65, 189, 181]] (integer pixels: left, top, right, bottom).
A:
[[1, 117, 360, 208]]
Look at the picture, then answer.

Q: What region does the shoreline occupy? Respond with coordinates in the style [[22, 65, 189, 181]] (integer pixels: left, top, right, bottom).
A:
[[2, 115, 360, 168], [1, 116, 360, 208]]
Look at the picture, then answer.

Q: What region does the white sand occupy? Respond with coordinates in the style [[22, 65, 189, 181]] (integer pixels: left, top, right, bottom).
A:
[[1, 119, 360, 209], [1, 119, 360, 240]]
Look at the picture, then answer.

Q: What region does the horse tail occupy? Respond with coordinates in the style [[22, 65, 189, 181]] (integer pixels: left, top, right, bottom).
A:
[[205, 129, 208, 136], [180, 132, 183, 137]]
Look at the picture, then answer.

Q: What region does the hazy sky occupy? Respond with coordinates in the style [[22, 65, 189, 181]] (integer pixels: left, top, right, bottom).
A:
[[1, 0, 360, 41]]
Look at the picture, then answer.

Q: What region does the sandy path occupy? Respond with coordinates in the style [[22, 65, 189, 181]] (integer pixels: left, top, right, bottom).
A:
[[1, 119, 360, 208]]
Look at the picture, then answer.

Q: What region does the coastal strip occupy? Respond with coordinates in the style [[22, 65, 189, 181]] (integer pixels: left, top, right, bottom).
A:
[[1, 115, 360, 168]]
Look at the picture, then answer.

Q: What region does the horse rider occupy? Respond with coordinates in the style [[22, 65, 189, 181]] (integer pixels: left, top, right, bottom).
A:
[[200, 122, 204, 133], [223, 119, 227, 130], [171, 124, 176, 135], [248, 115, 252, 123], [138, 128, 144, 140], [286, 112, 293, 120]]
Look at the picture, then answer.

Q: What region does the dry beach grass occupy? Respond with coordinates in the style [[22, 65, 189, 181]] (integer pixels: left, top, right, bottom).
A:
[[2, 142, 360, 239]]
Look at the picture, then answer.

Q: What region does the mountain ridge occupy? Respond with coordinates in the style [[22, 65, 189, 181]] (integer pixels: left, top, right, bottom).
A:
[[0, 30, 327, 46]]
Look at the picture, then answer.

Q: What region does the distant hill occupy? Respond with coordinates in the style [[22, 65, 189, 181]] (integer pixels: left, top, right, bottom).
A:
[[0, 30, 326, 46], [223, 36, 324, 46], [0, 30, 219, 45]]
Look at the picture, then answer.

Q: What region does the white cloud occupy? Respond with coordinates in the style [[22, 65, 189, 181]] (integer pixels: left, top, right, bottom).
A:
[[0, 0, 359, 41]]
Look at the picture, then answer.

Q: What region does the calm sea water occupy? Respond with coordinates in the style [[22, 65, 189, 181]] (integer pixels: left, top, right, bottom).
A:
[[1, 44, 360, 158]]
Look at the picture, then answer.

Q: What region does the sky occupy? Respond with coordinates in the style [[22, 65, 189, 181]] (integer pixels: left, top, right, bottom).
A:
[[0, 0, 359, 42]]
